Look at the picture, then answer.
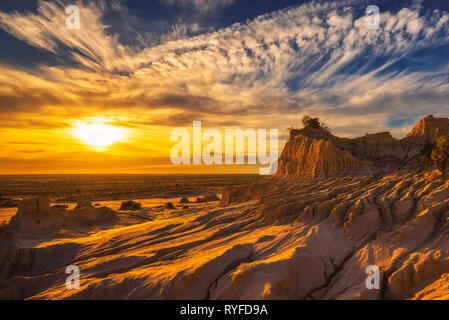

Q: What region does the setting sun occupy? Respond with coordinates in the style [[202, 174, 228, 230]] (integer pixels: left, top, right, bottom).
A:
[[73, 121, 126, 148]]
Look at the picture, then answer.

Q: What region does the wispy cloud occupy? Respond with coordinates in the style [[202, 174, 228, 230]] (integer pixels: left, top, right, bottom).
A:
[[161, 0, 235, 12], [0, 0, 144, 72], [1, 0, 449, 171]]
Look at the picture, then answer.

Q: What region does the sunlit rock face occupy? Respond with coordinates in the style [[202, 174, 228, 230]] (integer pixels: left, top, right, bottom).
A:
[[18, 197, 50, 215], [405, 115, 449, 142], [276, 132, 375, 178], [276, 116, 449, 179]]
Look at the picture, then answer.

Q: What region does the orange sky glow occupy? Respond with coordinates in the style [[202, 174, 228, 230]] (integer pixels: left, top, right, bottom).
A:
[[1, 1, 449, 173]]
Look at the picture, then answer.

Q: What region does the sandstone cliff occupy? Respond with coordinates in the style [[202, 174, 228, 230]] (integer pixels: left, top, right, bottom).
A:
[[276, 115, 449, 179]]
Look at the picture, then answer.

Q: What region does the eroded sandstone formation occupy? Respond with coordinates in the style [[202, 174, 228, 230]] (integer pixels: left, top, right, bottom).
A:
[[1, 116, 449, 300], [276, 115, 449, 178]]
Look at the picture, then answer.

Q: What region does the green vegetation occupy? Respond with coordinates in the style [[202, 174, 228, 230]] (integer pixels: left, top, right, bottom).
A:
[[165, 202, 175, 209], [431, 135, 449, 179], [119, 200, 142, 211], [302, 115, 330, 133], [421, 141, 436, 159], [289, 115, 331, 135], [302, 115, 321, 129]]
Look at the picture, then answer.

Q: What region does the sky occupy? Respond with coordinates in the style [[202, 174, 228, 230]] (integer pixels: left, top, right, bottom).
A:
[[1, 0, 449, 174]]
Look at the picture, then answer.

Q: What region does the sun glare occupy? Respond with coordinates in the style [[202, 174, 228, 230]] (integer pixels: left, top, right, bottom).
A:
[[73, 121, 126, 148]]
